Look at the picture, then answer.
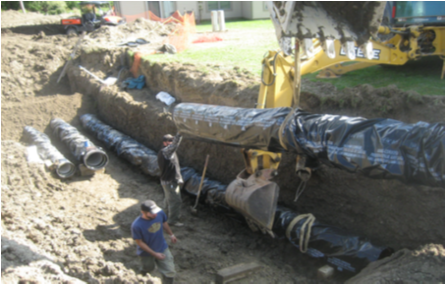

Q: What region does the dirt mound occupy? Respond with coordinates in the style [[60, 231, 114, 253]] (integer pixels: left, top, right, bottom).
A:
[[300, 80, 445, 123], [1, 30, 76, 103], [1, 140, 157, 284], [81, 18, 176, 53], [346, 244, 445, 283], [1, 10, 69, 28]]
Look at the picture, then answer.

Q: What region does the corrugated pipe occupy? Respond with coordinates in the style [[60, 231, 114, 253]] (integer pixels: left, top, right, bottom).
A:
[[23, 126, 76, 178], [79, 114, 160, 177], [50, 118, 109, 170], [173, 103, 445, 188]]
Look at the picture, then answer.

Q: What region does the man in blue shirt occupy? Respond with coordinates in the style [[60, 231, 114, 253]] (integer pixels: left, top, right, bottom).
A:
[[131, 200, 178, 284]]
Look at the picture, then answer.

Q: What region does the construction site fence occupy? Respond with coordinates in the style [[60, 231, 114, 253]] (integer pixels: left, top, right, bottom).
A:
[[118, 10, 196, 53]]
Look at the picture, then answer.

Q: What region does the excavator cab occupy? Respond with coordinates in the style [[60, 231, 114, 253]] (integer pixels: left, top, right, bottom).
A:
[[225, 1, 388, 235]]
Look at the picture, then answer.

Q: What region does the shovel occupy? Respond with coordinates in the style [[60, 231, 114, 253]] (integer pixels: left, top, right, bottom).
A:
[[191, 154, 210, 215], [79, 65, 117, 86], [57, 32, 86, 84]]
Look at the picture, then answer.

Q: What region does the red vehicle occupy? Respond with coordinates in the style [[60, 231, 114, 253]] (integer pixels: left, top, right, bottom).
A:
[[61, 1, 125, 36]]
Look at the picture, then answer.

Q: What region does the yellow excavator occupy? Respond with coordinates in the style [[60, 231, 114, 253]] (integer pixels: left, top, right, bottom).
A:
[[226, 1, 445, 235]]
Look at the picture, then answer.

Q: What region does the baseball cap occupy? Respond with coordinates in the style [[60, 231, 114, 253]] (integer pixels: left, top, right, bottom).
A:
[[163, 134, 174, 142], [141, 200, 161, 214]]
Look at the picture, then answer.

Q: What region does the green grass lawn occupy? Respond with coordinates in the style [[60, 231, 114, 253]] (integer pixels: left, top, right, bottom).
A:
[[303, 56, 445, 96], [195, 19, 275, 32], [145, 19, 445, 96], [146, 19, 278, 74]]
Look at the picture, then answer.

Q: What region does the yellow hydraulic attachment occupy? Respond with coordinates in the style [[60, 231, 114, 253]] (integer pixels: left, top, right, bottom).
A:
[[241, 149, 281, 177], [308, 26, 445, 78], [243, 50, 296, 184], [257, 50, 295, 109], [226, 51, 298, 234]]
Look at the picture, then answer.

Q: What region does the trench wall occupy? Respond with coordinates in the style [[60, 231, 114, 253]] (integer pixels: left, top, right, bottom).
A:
[[67, 50, 445, 251]]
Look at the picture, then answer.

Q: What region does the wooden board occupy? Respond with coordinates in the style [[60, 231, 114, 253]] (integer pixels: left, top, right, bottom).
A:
[[216, 262, 262, 284]]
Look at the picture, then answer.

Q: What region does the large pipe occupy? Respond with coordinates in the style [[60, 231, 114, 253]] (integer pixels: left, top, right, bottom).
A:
[[79, 114, 160, 177], [50, 118, 109, 170], [23, 126, 76, 178], [173, 103, 445, 187]]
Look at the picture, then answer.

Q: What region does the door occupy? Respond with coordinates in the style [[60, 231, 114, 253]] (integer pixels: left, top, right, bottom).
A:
[[147, 1, 161, 17]]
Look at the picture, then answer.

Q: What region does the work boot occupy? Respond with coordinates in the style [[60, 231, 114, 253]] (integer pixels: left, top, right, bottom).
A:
[[162, 275, 174, 284]]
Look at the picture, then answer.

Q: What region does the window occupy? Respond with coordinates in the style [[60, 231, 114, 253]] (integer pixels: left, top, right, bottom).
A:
[[208, 1, 231, 11]]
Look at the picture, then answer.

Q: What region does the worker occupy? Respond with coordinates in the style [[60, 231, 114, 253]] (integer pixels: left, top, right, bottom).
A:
[[157, 133, 184, 227], [131, 200, 177, 284]]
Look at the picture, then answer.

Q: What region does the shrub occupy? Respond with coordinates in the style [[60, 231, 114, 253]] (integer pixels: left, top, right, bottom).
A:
[[25, 1, 67, 15], [65, 1, 80, 10], [1, 2, 20, 10]]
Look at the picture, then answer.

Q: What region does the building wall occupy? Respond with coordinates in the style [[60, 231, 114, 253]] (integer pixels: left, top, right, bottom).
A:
[[202, 2, 244, 20], [242, 2, 252, 19], [114, 1, 269, 22], [252, 1, 270, 19], [114, 1, 148, 22], [176, 1, 197, 15]]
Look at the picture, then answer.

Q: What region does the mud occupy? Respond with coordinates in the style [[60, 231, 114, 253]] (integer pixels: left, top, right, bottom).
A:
[[2, 10, 445, 284]]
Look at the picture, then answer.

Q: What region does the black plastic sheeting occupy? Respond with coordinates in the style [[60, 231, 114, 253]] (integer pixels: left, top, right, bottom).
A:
[[173, 103, 445, 187], [74, 113, 390, 272], [79, 114, 160, 177], [273, 206, 392, 273], [50, 118, 96, 161], [174, 103, 290, 150], [180, 166, 229, 208], [50, 118, 109, 170]]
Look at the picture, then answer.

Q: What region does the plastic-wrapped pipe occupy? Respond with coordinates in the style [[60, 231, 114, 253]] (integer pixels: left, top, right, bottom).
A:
[[272, 205, 392, 273], [173, 103, 445, 187], [50, 118, 109, 170], [23, 126, 76, 178], [79, 114, 160, 177]]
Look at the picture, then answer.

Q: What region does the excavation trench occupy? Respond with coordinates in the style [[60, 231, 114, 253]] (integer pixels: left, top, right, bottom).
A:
[[2, 12, 444, 283], [66, 49, 444, 254]]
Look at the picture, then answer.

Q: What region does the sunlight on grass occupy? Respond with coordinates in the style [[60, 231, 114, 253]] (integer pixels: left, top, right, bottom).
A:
[[195, 19, 275, 33], [147, 19, 279, 75], [303, 57, 445, 96]]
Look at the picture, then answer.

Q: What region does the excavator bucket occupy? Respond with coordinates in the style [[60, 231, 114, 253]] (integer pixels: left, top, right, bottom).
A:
[[268, 1, 387, 55], [225, 170, 279, 231]]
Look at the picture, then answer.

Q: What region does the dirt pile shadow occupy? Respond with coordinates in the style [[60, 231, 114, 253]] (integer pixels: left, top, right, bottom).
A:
[[1, 24, 64, 35]]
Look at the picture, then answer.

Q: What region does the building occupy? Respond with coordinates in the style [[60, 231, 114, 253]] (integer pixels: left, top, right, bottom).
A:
[[113, 1, 270, 22]]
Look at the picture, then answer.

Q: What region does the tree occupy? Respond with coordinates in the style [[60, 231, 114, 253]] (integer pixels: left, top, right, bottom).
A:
[[1, 1, 20, 11]]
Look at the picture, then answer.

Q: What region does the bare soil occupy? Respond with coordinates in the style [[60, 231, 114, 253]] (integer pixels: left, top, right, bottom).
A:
[[1, 10, 445, 284]]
